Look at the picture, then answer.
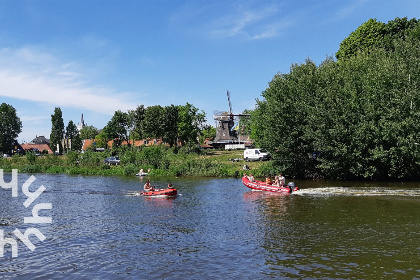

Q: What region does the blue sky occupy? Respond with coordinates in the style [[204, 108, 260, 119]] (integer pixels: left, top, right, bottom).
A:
[[0, 0, 419, 143]]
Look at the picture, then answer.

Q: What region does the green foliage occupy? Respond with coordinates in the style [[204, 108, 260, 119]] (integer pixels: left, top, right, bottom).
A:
[[238, 109, 253, 136], [50, 107, 65, 155], [137, 146, 170, 169], [199, 125, 216, 144], [103, 110, 130, 147], [79, 151, 102, 167], [178, 102, 206, 145], [129, 105, 145, 139], [0, 103, 22, 154], [336, 17, 420, 62], [142, 105, 165, 139], [95, 132, 109, 149], [79, 125, 99, 140], [65, 120, 82, 151], [26, 151, 37, 164], [20, 165, 44, 173], [252, 36, 420, 180], [336, 18, 386, 61], [162, 105, 179, 147], [65, 151, 79, 166], [41, 154, 62, 166]]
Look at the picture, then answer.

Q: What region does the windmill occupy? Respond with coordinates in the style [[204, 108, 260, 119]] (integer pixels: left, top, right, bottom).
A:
[[210, 91, 250, 148]]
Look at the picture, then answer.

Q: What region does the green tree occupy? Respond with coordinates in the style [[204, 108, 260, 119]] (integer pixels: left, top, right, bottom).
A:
[[95, 131, 109, 149], [129, 105, 145, 140], [238, 109, 253, 136], [162, 105, 179, 147], [103, 110, 129, 147], [253, 37, 420, 180], [336, 17, 420, 62], [65, 120, 82, 152], [336, 18, 387, 61], [178, 103, 206, 145], [199, 125, 216, 144], [254, 59, 318, 178], [142, 105, 164, 140], [50, 107, 65, 155], [0, 103, 22, 154], [79, 125, 99, 139]]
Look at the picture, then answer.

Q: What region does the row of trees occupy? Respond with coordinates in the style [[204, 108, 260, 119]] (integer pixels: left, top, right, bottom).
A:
[[101, 103, 206, 148], [250, 17, 420, 180], [50, 102, 208, 153]]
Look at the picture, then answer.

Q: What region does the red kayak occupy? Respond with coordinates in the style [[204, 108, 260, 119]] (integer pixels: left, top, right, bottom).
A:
[[140, 187, 177, 197], [242, 177, 298, 194]]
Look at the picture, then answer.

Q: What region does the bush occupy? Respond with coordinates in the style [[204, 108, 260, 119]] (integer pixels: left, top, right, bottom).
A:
[[20, 165, 44, 173], [26, 152, 37, 164], [79, 151, 102, 167], [124, 164, 138, 176], [66, 151, 79, 166]]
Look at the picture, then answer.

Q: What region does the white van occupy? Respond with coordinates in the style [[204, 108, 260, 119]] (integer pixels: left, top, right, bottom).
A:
[[244, 148, 271, 161]]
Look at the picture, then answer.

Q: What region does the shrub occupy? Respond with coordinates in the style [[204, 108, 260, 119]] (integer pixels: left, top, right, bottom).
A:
[[26, 152, 37, 164]]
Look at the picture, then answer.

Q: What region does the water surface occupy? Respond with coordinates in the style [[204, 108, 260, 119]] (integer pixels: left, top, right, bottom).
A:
[[1, 173, 420, 279]]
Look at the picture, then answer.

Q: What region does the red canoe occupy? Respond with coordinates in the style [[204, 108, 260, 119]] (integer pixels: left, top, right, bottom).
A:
[[242, 177, 298, 194], [140, 188, 177, 197]]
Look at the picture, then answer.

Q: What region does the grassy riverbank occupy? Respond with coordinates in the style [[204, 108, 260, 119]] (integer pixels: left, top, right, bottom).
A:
[[0, 146, 276, 178]]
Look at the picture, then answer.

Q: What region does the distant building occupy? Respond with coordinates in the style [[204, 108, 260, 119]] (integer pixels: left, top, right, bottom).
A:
[[77, 113, 86, 131], [21, 135, 53, 154], [30, 135, 50, 145]]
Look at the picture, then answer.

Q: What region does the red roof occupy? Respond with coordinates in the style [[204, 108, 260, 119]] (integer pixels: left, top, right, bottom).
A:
[[21, 143, 53, 154]]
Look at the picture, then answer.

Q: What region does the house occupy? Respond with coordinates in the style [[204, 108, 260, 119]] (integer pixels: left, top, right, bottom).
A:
[[21, 135, 53, 155]]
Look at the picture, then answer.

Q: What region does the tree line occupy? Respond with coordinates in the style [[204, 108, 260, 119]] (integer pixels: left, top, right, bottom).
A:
[[100, 103, 206, 148], [250, 17, 420, 180], [49, 102, 208, 153], [0, 101, 210, 155]]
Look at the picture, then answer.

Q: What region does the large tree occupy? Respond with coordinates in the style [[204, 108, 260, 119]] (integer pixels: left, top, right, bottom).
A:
[[199, 124, 216, 144], [336, 17, 420, 61], [50, 107, 65, 154], [129, 105, 145, 140], [142, 105, 164, 140], [178, 103, 206, 145], [103, 110, 129, 147], [65, 120, 82, 152], [162, 105, 179, 147], [0, 103, 22, 154], [253, 38, 420, 180]]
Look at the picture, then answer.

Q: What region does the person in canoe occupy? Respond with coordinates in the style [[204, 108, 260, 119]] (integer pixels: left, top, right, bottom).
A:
[[144, 179, 154, 191], [167, 183, 174, 189]]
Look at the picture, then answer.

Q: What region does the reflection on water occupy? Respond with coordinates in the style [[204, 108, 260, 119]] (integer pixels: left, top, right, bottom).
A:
[[0, 173, 419, 279]]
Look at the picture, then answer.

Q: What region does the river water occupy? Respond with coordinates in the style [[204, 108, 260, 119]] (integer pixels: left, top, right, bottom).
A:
[[1, 173, 420, 279]]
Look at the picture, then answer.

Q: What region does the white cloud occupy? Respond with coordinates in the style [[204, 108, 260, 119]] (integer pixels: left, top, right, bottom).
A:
[[0, 47, 136, 115], [208, 3, 292, 40]]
